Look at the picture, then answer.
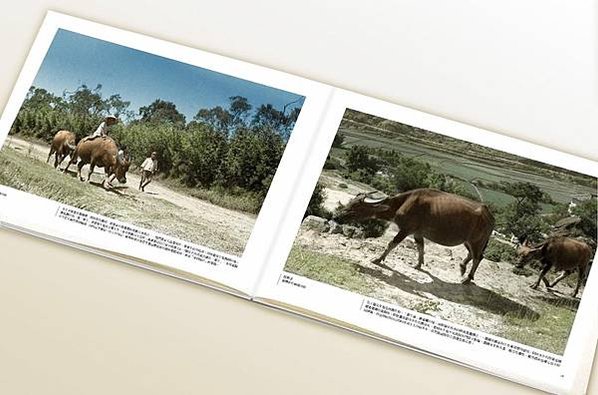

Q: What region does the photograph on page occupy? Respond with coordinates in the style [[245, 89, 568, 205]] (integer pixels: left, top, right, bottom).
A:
[[284, 107, 597, 356], [0, 13, 330, 292]]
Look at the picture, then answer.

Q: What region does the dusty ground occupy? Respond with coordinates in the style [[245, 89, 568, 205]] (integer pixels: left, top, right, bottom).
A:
[[2, 137, 256, 255], [286, 171, 582, 354]]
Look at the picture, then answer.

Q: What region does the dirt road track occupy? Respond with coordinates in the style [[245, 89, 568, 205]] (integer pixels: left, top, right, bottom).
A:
[[4, 136, 256, 255]]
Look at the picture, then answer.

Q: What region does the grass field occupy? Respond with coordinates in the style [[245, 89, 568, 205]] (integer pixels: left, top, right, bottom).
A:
[[0, 144, 254, 255], [338, 126, 596, 208], [285, 241, 577, 355]]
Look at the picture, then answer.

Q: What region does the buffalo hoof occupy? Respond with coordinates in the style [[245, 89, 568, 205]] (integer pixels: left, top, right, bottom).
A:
[[529, 284, 538, 290], [460, 276, 472, 284], [371, 258, 384, 266], [413, 264, 422, 271]]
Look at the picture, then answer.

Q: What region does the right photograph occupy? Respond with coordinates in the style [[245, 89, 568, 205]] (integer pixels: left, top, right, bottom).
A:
[[284, 108, 597, 355]]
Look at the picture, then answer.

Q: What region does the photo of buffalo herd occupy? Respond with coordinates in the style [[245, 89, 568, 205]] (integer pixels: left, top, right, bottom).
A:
[[0, 29, 307, 258], [285, 109, 597, 355]]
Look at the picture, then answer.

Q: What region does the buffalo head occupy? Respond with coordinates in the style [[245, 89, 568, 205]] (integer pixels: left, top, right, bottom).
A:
[[114, 151, 131, 184], [515, 239, 542, 268], [334, 191, 388, 223]]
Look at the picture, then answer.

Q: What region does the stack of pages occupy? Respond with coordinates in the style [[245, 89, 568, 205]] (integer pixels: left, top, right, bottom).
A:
[[1, 12, 597, 394]]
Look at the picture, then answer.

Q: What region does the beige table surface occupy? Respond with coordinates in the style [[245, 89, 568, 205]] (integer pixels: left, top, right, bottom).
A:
[[1, 2, 597, 394]]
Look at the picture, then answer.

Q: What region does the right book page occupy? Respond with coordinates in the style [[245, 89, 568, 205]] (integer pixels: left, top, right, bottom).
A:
[[254, 89, 598, 394]]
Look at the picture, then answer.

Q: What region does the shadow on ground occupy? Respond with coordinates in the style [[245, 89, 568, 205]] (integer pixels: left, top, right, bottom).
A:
[[357, 264, 541, 321]]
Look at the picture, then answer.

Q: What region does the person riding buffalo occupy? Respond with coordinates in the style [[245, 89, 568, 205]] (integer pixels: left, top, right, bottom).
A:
[[88, 115, 118, 140]]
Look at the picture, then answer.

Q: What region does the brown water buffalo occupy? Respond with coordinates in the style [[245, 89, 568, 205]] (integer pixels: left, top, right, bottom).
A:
[[63, 136, 131, 188], [517, 236, 592, 297], [47, 130, 76, 169], [335, 188, 495, 284]]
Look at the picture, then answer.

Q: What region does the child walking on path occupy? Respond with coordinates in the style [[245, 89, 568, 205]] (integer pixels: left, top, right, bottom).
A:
[[139, 151, 158, 192]]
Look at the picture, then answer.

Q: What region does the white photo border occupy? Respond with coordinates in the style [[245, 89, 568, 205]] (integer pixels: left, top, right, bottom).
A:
[[0, 11, 332, 294], [256, 89, 598, 394]]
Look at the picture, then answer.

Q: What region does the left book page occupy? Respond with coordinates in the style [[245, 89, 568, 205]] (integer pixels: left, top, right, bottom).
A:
[[0, 12, 332, 296]]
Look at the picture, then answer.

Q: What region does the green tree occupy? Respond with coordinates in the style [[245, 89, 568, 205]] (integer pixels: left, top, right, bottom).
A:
[[63, 84, 106, 117], [138, 99, 186, 126], [345, 145, 379, 175], [497, 182, 548, 242], [304, 182, 331, 219], [572, 198, 598, 241], [180, 123, 228, 187], [332, 132, 345, 148]]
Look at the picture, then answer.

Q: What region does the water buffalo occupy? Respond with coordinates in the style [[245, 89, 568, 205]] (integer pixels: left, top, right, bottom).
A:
[[517, 236, 592, 297], [46, 130, 76, 169], [63, 136, 131, 188], [335, 188, 495, 284]]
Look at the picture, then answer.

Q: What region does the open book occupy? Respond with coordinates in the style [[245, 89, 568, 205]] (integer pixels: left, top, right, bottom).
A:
[[1, 12, 597, 394]]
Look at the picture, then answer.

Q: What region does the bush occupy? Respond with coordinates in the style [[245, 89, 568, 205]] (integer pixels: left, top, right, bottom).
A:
[[323, 156, 342, 170], [333, 202, 389, 238], [179, 124, 228, 187], [356, 218, 389, 238], [305, 182, 332, 219], [345, 145, 379, 175], [484, 239, 517, 263]]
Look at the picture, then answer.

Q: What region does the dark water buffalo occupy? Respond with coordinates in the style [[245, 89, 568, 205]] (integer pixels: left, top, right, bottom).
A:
[[335, 188, 495, 284], [63, 136, 131, 188], [517, 236, 592, 297], [47, 130, 76, 169]]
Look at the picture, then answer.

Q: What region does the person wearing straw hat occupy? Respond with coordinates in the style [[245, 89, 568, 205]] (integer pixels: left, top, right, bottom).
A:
[[89, 115, 118, 140]]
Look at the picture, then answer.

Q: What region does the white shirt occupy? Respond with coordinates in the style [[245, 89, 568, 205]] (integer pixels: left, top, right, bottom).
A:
[[141, 157, 158, 172], [92, 121, 108, 137]]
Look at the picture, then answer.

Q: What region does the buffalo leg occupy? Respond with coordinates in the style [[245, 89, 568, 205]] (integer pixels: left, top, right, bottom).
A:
[[46, 148, 54, 164], [413, 235, 425, 269], [459, 245, 473, 276], [547, 270, 572, 288], [104, 173, 117, 189], [77, 162, 85, 181], [531, 260, 552, 290], [86, 161, 96, 182], [54, 153, 62, 169], [64, 156, 76, 174], [462, 239, 486, 284], [572, 268, 583, 298], [462, 258, 482, 284], [371, 229, 410, 266]]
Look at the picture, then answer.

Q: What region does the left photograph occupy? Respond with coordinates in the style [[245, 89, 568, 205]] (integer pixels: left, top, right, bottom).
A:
[[0, 28, 305, 257]]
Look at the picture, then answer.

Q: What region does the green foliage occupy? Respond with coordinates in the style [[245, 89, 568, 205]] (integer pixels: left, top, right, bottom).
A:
[[496, 182, 549, 243], [180, 123, 228, 187], [484, 239, 517, 263], [285, 245, 373, 295], [332, 201, 389, 238], [323, 155, 342, 170], [345, 145, 379, 176], [332, 132, 345, 148], [391, 156, 434, 192], [221, 127, 285, 196], [304, 182, 332, 219], [10, 84, 301, 213], [356, 218, 390, 238], [138, 99, 186, 126], [571, 198, 598, 241]]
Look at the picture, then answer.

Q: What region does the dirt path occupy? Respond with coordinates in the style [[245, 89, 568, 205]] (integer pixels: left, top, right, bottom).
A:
[[292, 224, 582, 354], [4, 136, 256, 255], [287, 170, 582, 354]]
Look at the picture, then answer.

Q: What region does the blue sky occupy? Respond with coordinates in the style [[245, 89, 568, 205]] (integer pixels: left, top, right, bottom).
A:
[[32, 29, 305, 121]]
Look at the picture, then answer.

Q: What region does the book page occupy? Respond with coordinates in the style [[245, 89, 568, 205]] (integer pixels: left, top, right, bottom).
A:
[[0, 12, 331, 295], [256, 89, 598, 394]]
